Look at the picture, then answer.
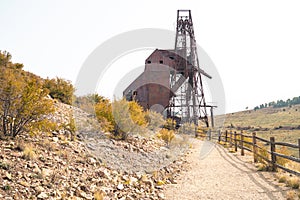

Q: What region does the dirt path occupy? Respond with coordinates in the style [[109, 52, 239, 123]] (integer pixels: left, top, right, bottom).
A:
[[164, 139, 287, 200]]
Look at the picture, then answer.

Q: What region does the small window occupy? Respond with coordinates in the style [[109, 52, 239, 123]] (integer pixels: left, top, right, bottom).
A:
[[169, 56, 174, 60], [159, 60, 163, 64], [147, 60, 151, 64]]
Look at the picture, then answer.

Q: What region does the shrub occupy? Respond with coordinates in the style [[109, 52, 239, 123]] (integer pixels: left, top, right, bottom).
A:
[[22, 144, 36, 160], [286, 190, 296, 200], [27, 119, 58, 136], [94, 191, 104, 200], [60, 114, 77, 140], [286, 177, 300, 189], [256, 163, 268, 171], [278, 174, 287, 183], [2, 185, 11, 191], [164, 118, 176, 130], [127, 101, 147, 127], [145, 110, 165, 132], [112, 99, 136, 140], [0, 161, 10, 170], [44, 77, 75, 105], [0, 64, 54, 137], [95, 98, 114, 132], [95, 98, 148, 140], [157, 128, 175, 147]]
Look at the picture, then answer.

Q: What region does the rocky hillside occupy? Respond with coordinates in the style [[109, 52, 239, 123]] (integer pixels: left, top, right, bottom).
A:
[[0, 101, 190, 199]]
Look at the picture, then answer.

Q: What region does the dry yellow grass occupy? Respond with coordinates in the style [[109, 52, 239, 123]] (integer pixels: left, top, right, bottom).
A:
[[94, 190, 104, 200], [217, 105, 300, 129], [157, 128, 175, 147], [22, 144, 36, 160], [286, 177, 300, 189], [216, 105, 300, 157], [286, 190, 296, 200]]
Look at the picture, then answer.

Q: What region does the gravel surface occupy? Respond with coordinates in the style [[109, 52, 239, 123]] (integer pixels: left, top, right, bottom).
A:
[[83, 134, 189, 174], [164, 139, 287, 200]]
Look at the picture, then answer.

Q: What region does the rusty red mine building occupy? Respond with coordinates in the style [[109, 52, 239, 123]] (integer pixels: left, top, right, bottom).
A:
[[124, 10, 215, 127]]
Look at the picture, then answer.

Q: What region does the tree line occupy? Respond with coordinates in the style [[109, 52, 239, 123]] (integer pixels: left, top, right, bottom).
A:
[[254, 96, 300, 110]]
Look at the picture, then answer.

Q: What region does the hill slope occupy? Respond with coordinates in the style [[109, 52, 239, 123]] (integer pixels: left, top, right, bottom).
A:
[[215, 105, 300, 154], [0, 101, 188, 199], [223, 104, 300, 129]]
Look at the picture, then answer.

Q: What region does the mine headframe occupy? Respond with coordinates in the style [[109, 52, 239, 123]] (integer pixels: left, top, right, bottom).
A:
[[123, 10, 214, 128], [167, 10, 211, 127]]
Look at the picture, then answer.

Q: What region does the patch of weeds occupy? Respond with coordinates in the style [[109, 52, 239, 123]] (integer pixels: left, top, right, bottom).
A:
[[0, 161, 10, 170], [157, 128, 175, 147], [286, 177, 300, 189], [286, 162, 300, 173], [22, 144, 36, 160], [156, 180, 165, 186], [256, 145, 269, 167], [3, 185, 11, 191], [228, 148, 236, 153], [286, 190, 296, 200], [58, 134, 70, 145], [256, 163, 269, 171], [277, 146, 290, 167], [39, 155, 46, 162], [40, 139, 56, 151], [94, 190, 104, 200], [55, 149, 70, 161], [15, 140, 26, 152], [278, 174, 288, 183]]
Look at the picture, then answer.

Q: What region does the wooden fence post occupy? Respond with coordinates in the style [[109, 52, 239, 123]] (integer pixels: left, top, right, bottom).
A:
[[230, 131, 233, 147], [208, 130, 211, 140], [270, 137, 277, 171], [234, 131, 237, 152], [241, 131, 244, 156], [298, 139, 300, 158], [218, 130, 221, 142], [225, 130, 228, 143], [252, 132, 257, 163]]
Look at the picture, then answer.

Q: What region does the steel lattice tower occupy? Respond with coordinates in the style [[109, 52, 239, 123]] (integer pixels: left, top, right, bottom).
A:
[[169, 10, 210, 127]]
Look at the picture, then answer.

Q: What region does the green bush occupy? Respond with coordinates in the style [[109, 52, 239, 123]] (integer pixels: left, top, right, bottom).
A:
[[44, 77, 74, 105]]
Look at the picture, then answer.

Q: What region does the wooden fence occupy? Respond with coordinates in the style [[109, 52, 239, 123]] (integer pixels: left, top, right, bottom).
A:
[[203, 130, 300, 176]]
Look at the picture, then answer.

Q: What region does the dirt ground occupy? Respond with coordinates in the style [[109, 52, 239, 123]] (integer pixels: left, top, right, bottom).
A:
[[164, 139, 289, 200]]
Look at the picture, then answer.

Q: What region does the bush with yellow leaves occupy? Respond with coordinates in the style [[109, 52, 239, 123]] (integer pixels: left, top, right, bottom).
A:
[[95, 98, 148, 140], [157, 128, 175, 147]]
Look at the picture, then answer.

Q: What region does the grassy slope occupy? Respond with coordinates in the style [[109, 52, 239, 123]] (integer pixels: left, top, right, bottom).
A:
[[215, 105, 300, 156], [222, 104, 300, 129]]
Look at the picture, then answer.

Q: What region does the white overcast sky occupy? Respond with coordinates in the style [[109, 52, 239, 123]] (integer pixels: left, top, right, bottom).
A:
[[1, 0, 300, 113]]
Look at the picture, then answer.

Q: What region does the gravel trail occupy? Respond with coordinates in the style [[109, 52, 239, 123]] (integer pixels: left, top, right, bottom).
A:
[[164, 139, 287, 200]]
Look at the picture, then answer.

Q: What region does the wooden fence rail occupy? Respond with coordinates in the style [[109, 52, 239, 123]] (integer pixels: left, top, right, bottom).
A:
[[216, 130, 300, 176]]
